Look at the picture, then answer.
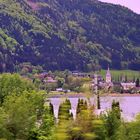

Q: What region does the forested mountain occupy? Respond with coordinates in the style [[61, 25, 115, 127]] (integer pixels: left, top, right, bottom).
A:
[[0, 0, 140, 72]]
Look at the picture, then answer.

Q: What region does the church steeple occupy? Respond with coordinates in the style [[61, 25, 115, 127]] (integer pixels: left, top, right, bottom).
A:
[[106, 65, 111, 83]]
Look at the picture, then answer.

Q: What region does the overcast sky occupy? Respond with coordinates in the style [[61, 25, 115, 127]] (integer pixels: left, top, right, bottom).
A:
[[100, 0, 140, 14]]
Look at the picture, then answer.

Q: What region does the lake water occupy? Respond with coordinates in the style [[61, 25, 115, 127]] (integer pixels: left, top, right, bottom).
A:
[[48, 96, 140, 121]]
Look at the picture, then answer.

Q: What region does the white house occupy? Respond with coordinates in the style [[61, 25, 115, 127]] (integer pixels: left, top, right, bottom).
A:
[[121, 82, 136, 90]]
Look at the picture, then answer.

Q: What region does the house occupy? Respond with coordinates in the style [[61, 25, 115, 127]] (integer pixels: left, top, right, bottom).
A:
[[34, 72, 57, 84], [43, 76, 57, 83], [56, 88, 71, 93], [38, 72, 48, 79], [72, 71, 88, 77], [121, 82, 136, 91]]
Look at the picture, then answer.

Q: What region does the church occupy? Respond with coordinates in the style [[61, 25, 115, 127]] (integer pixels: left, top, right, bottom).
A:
[[105, 66, 113, 89], [92, 66, 113, 91]]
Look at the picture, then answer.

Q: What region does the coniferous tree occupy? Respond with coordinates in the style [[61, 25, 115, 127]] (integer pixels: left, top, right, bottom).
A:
[[125, 75, 128, 82], [55, 99, 72, 140], [49, 102, 54, 116], [76, 99, 87, 115], [112, 100, 121, 119], [104, 100, 122, 140], [97, 94, 101, 109], [136, 78, 140, 87], [58, 99, 72, 121]]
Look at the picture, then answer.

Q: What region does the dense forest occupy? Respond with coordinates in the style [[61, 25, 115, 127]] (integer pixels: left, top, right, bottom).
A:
[[0, 0, 140, 72]]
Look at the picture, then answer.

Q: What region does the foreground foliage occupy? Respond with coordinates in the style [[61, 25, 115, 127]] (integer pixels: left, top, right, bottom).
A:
[[0, 74, 140, 140]]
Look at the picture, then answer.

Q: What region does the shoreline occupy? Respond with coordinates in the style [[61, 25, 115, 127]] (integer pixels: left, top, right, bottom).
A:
[[108, 93, 140, 97], [46, 93, 140, 98]]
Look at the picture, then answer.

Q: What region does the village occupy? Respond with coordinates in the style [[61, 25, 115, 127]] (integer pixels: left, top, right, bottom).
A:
[[19, 63, 140, 95], [92, 67, 140, 94], [41, 69, 139, 94]]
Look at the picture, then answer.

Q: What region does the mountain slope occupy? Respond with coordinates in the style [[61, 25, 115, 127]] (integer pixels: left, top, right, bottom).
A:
[[0, 0, 140, 72]]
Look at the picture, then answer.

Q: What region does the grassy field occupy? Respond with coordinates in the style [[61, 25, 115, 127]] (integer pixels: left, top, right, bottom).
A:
[[98, 70, 140, 81]]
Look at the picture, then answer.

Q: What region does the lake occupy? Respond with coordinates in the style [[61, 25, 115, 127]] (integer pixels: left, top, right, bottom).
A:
[[48, 96, 140, 121]]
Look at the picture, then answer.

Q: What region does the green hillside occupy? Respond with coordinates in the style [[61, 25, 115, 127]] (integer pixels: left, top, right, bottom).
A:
[[0, 0, 140, 72]]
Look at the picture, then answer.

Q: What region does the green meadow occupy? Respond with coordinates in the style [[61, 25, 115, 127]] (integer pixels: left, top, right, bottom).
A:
[[99, 70, 140, 81]]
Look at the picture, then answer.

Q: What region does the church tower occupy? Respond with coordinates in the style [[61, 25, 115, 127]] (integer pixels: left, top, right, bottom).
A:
[[94, 74, 98, 94], [106, 66, 111, 83]]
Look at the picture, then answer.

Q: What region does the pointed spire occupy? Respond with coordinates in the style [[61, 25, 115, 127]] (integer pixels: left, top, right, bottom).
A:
[[106, 65, 111, 76], [106, 65, 111, 83]]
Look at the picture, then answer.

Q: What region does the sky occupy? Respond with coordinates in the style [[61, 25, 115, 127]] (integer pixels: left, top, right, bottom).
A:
[[99, 0, 140, 14]]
